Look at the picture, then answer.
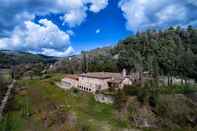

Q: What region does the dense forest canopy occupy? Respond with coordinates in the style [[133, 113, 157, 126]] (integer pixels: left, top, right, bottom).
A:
[[56, 26, 197, 82], [114, 26, 197, 81]]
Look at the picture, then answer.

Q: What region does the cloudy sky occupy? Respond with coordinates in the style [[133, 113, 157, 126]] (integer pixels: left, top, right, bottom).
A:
[[0, 0, 197, 57]]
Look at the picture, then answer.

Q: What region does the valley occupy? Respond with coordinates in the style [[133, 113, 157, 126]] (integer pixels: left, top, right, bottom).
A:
[[0, 27, 197, 131]]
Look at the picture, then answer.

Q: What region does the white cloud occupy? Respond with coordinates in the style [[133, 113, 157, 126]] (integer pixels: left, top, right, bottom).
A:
[[88, 0, 109, 13], [156, 4, 186, 22], [40, 46, 75, 57], [61, 8, 87, 27], [0, 19, 73, 57], [61, 0, 109, 27], [0, 0, 109, 34], [0, 0, 109, 56], [119, 0, 197, 32], [66, 30, 75, 36], [96, 29, 101, 34]]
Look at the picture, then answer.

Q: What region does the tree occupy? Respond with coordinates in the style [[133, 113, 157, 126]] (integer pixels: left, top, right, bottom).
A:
[[133, 51, 144, 85], [82, 52, 88, 73], [115, 26, 197, 85], [0, 74, 7, 101], [32, 63, 44, 79], [26, 70, 34, 80], [179, 49, 196, 83], [114, 89, 127, 111]]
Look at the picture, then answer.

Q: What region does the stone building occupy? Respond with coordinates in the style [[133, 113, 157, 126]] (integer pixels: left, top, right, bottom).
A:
[[61, 70, 133, 93], [62, 75, 79, 88]]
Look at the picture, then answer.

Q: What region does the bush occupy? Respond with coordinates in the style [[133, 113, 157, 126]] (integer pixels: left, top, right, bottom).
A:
[[43, 74, 51, 79], [73, 88, 79, 94], [148, 95, 159, 108], [123, 85, 147, 103], [157, 84, 197, 94], [114, 89, 128, 111], [0, 75, 7, 101], [123, 85, 140, 96], [123, 82, 159, 104], [154, 94, 197, 127]]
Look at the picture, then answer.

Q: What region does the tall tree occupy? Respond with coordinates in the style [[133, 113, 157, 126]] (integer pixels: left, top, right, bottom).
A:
[[82, 52, 88, 73]]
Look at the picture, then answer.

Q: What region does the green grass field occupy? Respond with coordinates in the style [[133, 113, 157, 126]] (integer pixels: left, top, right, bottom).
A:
[[0, 69, 11, 82], [0, 73, 129, 131]]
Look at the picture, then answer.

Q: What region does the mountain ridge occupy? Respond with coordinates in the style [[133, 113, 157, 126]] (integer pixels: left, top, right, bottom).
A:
[[0, 50, 59, 67]]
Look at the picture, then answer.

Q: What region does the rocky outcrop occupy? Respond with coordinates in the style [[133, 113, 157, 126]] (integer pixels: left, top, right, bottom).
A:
[[95, 94, 114, 104]]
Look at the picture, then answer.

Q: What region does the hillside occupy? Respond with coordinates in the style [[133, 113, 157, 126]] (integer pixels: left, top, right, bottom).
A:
[[1, 26, 197, 130], [0, 74, 197, 131], [0, 50, 59, 68], [50, 46, 119, 73], [52, 26, 197, 81]]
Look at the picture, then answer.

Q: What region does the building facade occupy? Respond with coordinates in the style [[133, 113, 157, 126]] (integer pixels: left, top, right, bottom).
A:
[[61, 75, 79, 88], [61, 71, 133, 93]]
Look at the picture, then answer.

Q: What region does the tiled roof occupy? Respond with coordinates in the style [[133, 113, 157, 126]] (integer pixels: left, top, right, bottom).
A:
[[108, 79, 123, 84], [64, 74, 79, 81], [80, 72, 122, 79]]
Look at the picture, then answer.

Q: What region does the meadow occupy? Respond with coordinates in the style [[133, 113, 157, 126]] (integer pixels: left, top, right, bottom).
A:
[[1, 73, 197, 131], [0, 74, 128, 131]]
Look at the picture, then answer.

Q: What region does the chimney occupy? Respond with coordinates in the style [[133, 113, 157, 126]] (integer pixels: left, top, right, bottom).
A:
[[122, 68, 126, 78]]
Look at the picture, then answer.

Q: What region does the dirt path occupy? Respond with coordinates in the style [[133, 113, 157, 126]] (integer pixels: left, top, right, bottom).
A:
[[0, 80, 15, 120]]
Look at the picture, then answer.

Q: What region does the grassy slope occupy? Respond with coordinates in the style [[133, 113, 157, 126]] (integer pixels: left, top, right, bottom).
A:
[[1, 73, 196, 131], [0, 69, 11, 105], [0, 69, 11, 82], [0, 73, 127, 131]]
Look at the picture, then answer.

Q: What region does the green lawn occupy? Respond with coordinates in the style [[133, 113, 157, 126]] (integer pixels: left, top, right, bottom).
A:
[[0, 73, 127, 131]]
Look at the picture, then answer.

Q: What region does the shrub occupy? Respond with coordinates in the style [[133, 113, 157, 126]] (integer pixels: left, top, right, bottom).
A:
[[73, 88, 79, 94], [123, 85, 140, 96], [0, 75, 7, 101], [114, 89, 128, 111], [154, 94, 197, 127], [43, 74, 51, 79], [148, 95, 159, 108]]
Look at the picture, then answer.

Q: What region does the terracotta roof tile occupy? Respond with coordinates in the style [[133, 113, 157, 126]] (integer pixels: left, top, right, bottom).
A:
[[64, 74, 79, 81], [80, 72, 122, 79]]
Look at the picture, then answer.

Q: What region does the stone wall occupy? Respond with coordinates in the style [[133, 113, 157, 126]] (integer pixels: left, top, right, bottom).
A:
[[61, 78, 78, 88], [78, 77, 111, 93], [95, 94, 114, 104], [159, 76, 195, 85]]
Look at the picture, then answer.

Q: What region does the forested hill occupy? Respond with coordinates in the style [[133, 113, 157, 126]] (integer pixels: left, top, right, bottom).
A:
[[2, 26, 196, 82], [0, 50, 58, 67], [114, 26, 197, 80], [56, 26, 197, 81]]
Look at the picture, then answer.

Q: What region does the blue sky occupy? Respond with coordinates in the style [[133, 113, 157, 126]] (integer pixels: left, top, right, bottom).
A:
[[33, 0, 131, 53], [70, 0, 131, 52], [0, 0, 197, 56]]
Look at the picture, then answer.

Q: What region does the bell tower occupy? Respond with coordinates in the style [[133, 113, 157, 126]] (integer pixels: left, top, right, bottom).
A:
[[122, 68, 126, 78]]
